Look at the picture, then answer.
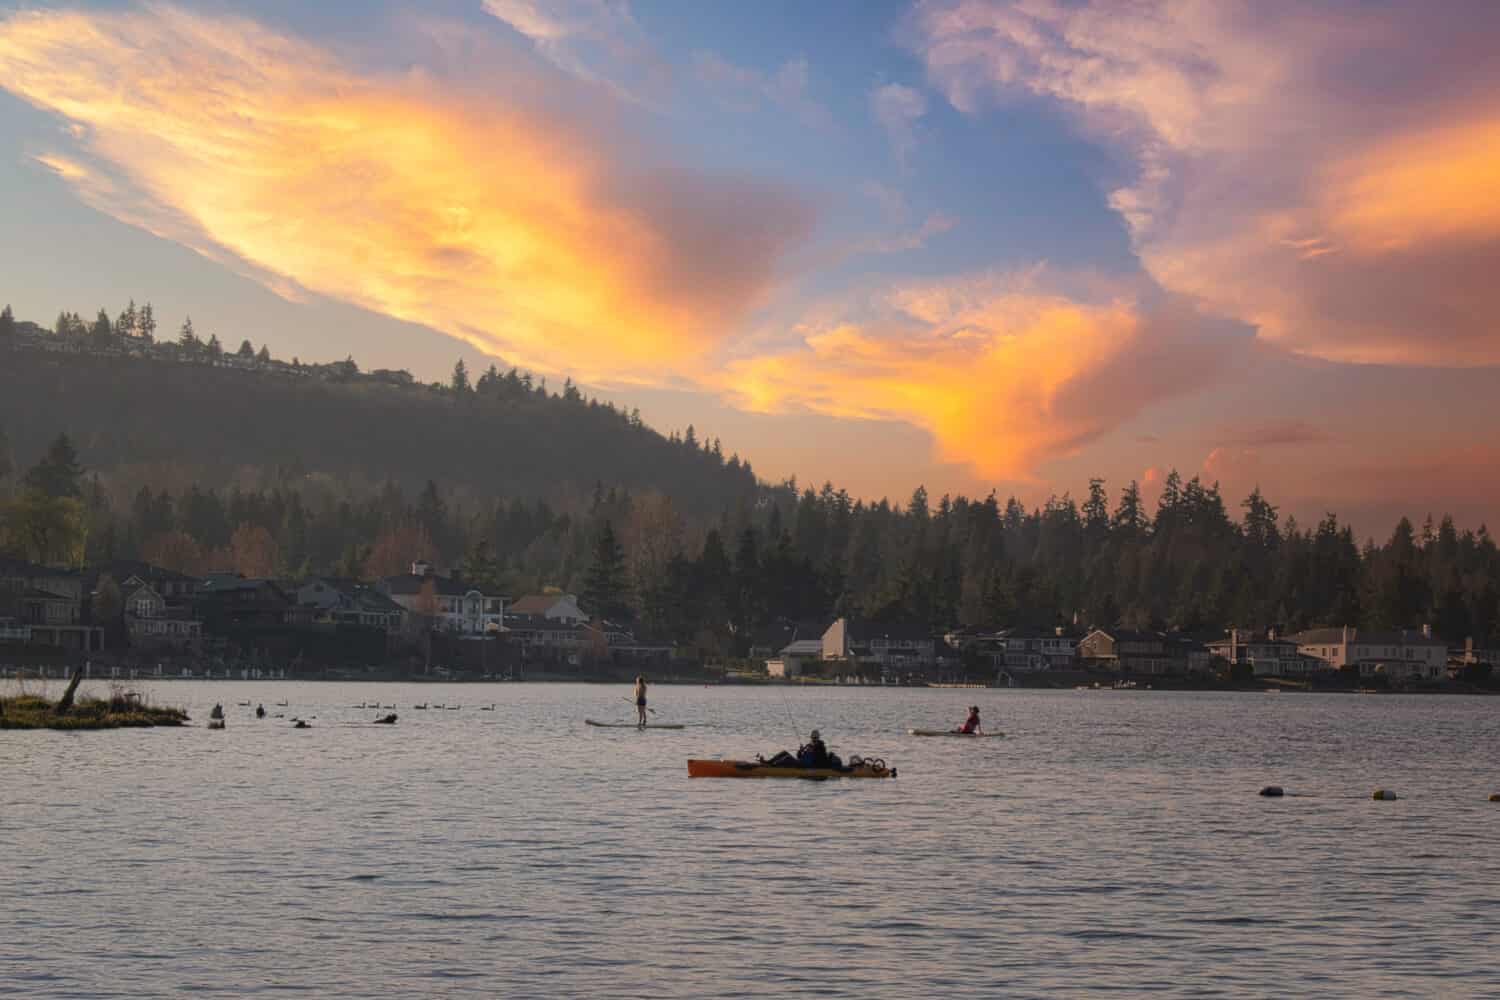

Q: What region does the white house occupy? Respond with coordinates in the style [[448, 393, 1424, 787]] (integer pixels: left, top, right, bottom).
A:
[[1292, 626, 1448, 681], [508, 593, 587, 625], [381, 562, 505, 636]]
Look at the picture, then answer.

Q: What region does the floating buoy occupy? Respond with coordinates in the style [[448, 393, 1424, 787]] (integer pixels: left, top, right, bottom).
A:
[[1259, 786, 1284, 797], [1372, 789, 1398, 800]]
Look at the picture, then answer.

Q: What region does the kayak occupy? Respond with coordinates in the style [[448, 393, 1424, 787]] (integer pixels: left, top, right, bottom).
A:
[[586, 719, 686, 730], [688, 758, 896, 780], [908, 729, 1003, 738]]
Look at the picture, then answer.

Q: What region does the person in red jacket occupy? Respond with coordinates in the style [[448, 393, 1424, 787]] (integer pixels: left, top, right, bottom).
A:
[[957, 705, 982, 734]]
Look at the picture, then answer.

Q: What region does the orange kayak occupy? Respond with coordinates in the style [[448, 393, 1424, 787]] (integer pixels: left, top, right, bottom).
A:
[[687, 758, 896, 780]]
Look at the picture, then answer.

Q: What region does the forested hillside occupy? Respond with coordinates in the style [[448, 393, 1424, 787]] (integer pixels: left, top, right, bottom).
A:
[[0, 340, 757, 513], [2, 304, 1498, 653]]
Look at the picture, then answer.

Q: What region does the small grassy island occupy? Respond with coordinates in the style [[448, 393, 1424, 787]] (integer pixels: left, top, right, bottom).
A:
[[0, 673, 188, 731]]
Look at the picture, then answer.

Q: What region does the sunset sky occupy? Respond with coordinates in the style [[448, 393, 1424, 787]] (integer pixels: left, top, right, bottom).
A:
[[1, 1, 1496, 535]]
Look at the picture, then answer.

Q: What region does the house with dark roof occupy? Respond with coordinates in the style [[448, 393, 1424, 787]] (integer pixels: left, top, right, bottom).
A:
[[122, 580, 202, 650], [297, 578, 406, 633], [1079, 629, 1183, 675], [380, 562, 505, 635], [1291, 626, 1448, 681], [822, 617, 936, 669], [1207, 629, 1327, 677]]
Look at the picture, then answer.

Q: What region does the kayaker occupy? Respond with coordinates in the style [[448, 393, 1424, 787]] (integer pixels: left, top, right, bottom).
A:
[[210, 703, 224, 721], [798, 729, 831, 767], [255, 703, 266, 718], [633, 676, 648, 729], [957, 705, 981, 734]]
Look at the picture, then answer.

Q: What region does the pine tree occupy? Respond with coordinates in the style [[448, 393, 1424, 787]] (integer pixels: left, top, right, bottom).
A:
[[0, 304, 13, 346], [1083, 478, 1109, 538], [237, 339, 255, 358], [206, 334, 223, 363], [24, 433, 84, 498], [139, 302, 156, 343], [257, 345, 271, 364], [583, 520, 629, 621], [178, 317, 198, 351], [451, 359, 470, 393]]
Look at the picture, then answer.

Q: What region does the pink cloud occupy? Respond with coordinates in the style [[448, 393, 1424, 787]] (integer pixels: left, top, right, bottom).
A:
[[912, 0, 1500, 365]]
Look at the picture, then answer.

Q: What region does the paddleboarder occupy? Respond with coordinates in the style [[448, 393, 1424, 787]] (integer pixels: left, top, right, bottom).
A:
[[633, 675, 648, 729], [957, 705, 982, 735]]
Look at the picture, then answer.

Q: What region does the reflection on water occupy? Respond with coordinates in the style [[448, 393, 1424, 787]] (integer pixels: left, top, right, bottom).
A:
[[4, 683, 1499, 997]]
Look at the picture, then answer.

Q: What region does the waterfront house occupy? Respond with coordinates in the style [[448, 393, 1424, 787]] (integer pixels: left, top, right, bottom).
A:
[[822, 618, 936, 671], [381, 562, 505, 636], [1207, 629, 1328, 677], [1002, 628, 1080, 671], [1291, 626, 1448, 681], [122, 580, 203, 650], [508, 593, 587, 626], [297, 578, 407, 633], [1078, 629, 1202, 676]]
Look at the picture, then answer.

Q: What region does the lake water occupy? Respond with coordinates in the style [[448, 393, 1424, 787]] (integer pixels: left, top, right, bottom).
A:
[[3, 682, 1499, 998]]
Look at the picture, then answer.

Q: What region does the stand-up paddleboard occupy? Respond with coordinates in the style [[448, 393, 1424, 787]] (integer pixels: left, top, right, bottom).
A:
[[907, 728, 1004, 738], [586, 719, 687, 730]]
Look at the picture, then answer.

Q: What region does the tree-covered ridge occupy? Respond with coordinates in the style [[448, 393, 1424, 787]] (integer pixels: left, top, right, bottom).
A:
[[0, 303, 758, 513], [4, 425, 1497, 656]]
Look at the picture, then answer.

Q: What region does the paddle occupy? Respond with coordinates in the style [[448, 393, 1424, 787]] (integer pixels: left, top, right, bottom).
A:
[[623, 697, 656, 715]]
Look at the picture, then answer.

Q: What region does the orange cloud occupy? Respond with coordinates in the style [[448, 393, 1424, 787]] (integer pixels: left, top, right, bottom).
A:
[[0, 6, 810, 382], [914, 0, 1500, 366], [722, 275, 1239, 480]]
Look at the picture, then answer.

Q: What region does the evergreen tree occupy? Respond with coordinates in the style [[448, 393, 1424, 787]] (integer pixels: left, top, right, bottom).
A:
[[0, 304, 14, 344], [206, 334, 223, 363], [1082, 478, 1109, 538], [24, 434, 84, 498], [90, 308, 113, 348], [583, 520, 629, 621], [117, 299, 138, 339], [178, 317, 198, 352], [139, 302, 156, 343], [257, 345, 271, 364], [451, 359, 470, 393], [237, 338, 256, 358], [1111, 480, 1148, 536]]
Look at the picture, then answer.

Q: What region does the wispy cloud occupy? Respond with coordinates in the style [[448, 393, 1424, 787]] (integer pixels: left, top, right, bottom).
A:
[[870, 83, 927, 170], [912, 0, 1500, 366], [481, 0, 669, 104], [692, 51, 833, 129], [0, 5, 810, 383]]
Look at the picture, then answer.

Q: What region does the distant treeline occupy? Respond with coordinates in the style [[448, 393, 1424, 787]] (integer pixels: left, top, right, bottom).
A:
[[2, 302, 1497, 651]]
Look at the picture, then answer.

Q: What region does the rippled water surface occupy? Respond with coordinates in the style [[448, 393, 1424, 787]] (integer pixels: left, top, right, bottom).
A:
[[4, 682, 1499, 997]]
